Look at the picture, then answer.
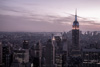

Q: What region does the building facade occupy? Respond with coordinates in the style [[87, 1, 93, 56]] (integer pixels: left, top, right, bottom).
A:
[[34, 41, 42, 67], [0, 42, 2, 67], [45, 39, 55, 67], [82, 48, 100, 67]]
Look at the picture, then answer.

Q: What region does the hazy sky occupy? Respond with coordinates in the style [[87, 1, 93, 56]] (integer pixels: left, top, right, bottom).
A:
[[0, 0, 100, 32]]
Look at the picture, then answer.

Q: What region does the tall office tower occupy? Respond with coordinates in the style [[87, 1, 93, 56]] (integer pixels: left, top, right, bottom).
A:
[[23, 40, 29, 49], [29, 44, 35, 62], [62, 32, 68, 67], [0, 42, 2, 67], [67, 10, 82, 67], [34, 41, 42, 67], [45, 39, 55, 67], [62, 32, 68, 52], [53, 36, 62, 52], [72, 10, 80, 56], [20, 40, 29, 66], [52, 35, 64, 67]]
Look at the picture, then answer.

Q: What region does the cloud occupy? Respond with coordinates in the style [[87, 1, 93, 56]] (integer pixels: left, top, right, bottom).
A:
[[78, 16, 100, 25], [0, 3, 100, 32], [0, 0, 99, 26], [0, 13, 100, 32], [0, 14, 71, 32]]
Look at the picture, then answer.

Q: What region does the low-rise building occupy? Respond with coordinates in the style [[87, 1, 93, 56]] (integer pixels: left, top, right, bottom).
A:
[[82, 48, 100, 67]]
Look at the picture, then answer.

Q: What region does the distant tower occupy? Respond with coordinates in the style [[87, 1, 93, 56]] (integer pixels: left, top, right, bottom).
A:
[[72, 9, 80, 56]]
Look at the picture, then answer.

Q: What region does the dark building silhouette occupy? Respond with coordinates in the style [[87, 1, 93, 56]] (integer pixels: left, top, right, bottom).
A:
[[82, 44, 100, 67], [45, 39, 55, 67], [82, 48, 100, 67], [62, 51, 67, 67], [0, 42, 3, 67], [2, 46, 11, 67], [33, 41, 42, 67], [23, 40, 29, 49]]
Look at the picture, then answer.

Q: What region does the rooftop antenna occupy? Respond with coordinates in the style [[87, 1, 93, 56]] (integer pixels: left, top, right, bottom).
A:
[[75, 8, 77, 21]]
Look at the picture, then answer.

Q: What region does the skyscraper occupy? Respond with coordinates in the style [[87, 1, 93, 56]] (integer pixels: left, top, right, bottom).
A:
[[34, 41, 42, 67], [72, 10, 80, 56], [67, 10, 82, 67], [2, 45, 11, 67], [45, 39, 55, 67]]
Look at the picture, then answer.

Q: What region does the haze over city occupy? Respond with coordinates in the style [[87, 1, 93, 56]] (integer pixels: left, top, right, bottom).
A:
[[0, 0, 100, 32], [1, 0, 100, 67]]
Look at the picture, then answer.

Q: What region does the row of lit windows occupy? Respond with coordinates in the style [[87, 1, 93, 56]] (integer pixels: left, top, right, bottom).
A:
[[72, 27, 79, 30]]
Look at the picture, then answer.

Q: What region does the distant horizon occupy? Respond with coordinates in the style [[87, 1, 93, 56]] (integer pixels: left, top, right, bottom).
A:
[[0, 30, 100, 33]]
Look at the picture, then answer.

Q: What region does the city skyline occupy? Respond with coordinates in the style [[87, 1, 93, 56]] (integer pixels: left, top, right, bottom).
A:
[[0, 0, 100, 32]]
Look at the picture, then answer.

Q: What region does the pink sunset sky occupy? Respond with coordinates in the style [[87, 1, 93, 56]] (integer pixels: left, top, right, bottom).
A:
[[0, 0, 100, 32]]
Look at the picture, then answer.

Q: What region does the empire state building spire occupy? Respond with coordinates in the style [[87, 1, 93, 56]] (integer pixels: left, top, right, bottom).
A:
[[75, 9, 77, 21], [72, 9, 80, 56], [73, 9, 79, 30]]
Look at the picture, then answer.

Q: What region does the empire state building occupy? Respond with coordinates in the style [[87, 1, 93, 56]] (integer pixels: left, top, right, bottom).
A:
[[72, 10, 80, 56]]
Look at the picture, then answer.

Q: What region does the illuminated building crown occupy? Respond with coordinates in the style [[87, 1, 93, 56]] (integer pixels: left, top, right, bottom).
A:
[[73, 9, 79, 30]]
